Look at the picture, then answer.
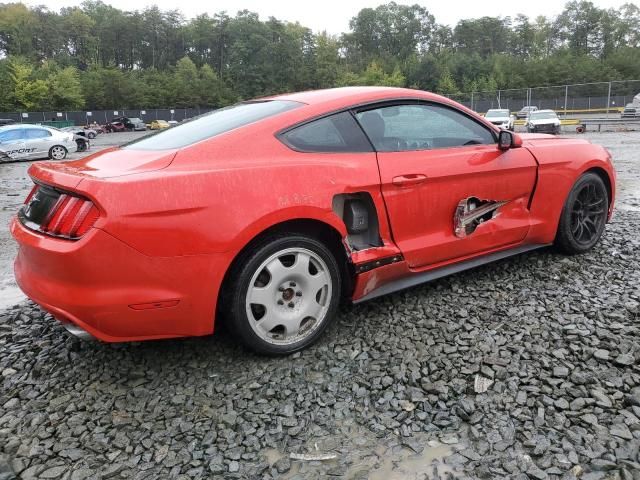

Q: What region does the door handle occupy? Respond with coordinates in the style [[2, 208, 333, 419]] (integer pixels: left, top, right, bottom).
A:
[[392, 174, 427, 187]]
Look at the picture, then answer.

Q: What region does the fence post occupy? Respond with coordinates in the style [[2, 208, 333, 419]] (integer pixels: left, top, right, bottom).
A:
[[470, 91, 474, 111], [497, 90, 501, 109], [564, 85, 568, 118], [606, 81, 612, 117]]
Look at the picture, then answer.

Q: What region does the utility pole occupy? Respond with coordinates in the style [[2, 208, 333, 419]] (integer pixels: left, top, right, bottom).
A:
[[606, 81, 612, 117], [564, 85, 568, 118]]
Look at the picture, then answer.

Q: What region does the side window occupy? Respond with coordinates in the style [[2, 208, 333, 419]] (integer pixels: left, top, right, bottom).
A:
[[25, 128, 51, 139], [355, 103, 496, 152], [280, 112, 372, 153], [0, 129, 24, 142]]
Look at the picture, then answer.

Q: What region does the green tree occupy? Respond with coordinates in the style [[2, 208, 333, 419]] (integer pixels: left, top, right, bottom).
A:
[[8, 58, 49, 110], [49, 67, 85, 109], [436, 66, 458, 94], [173, 56, 200, 107], [338, 62, 405, 87]]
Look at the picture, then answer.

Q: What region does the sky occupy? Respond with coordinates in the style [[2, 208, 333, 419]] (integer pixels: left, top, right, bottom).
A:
[[22, 0, 636, 33]]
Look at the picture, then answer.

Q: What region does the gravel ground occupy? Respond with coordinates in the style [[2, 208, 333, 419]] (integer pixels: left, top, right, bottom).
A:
[[0, 131, 639, 480]]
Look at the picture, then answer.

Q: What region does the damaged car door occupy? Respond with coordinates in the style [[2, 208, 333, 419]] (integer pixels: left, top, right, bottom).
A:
[[355, 101, 538, 268]]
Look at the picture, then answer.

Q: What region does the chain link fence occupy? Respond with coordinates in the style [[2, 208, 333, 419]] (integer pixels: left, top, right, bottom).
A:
[[447, 80, 640, 116], [3, 80, 640, 124], [0, 107, 216, 126]]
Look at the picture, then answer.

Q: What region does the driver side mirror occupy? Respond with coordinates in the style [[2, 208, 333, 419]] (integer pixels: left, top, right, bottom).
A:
[[498, 130, 522, 150]]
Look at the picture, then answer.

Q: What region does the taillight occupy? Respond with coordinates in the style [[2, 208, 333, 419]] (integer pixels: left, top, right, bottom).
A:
[[40, 193, 100, 239]]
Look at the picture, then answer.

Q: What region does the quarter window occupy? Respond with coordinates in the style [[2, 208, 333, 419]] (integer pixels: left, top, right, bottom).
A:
[[280, 112, 372, 153], [355, 103, 495, 152]]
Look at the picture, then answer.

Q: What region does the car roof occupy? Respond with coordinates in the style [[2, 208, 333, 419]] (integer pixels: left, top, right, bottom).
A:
[[487, 108, 509, 112], [268, 86, 448, 109], [531, 109, 556, 114], [0, 123, 49, 131]]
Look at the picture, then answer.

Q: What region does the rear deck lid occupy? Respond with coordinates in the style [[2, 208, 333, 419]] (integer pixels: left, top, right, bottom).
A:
[[28, 147, 178, 189]]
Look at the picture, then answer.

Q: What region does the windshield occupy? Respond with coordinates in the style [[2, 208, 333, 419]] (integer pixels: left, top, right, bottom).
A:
[[485, 110, 510, 118], [129, 118, 142, 123], [124, 100, 302, 150], [529, 111, 558, 120]]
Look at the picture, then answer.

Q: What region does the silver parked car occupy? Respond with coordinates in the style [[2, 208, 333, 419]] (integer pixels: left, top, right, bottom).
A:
[[0, 124, 77, 162]]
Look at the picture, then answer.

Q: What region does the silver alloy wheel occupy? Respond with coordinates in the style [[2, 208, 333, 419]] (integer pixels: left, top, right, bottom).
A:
[[245, 247, 332, 346], [50, 146, 66, 160]]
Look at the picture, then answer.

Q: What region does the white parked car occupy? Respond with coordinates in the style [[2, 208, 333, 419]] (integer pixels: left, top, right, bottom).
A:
[[0, 124, 78, 162], [484, 109, 515, 131], [526, 110, 561, 134]]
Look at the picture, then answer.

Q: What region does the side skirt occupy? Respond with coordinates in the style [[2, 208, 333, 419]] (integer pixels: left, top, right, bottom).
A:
[[353, 243, 550, 304]]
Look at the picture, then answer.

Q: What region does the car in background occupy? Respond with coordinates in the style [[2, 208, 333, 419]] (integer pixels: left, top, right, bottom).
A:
[[61, 126, 98, 139], [60, 127, 92, 152], [516, 105, 538, 119], [112, 116, 146, 131], [168, 120, 179, 126], [0, 124, 77, 162], [0, 119, 15, 126], [11, 87, 615, 355], [526, 110, 561, 134], [484, 109, 515, 131], [104, 121, 126, 133], [150, 120, 170, 130], [621, 103, 640, 118]]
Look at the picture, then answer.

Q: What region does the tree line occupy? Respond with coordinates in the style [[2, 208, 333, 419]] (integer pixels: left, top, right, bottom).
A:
[[0, 0, 639, 112]]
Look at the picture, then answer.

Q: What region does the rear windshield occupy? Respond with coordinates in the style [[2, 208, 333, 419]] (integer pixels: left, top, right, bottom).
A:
[[124, 100, 301, 150]]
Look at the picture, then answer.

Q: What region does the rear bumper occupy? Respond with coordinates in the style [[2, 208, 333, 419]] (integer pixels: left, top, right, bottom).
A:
[[11, 218, 229, 342]]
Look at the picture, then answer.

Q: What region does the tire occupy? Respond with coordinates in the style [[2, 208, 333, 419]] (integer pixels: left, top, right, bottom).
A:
[[48, 145, 67, 160], [555, 172, 608, 254], [75, 139, 87, 152], [223, 233, 342, 355], [87, 132, 96, 139]]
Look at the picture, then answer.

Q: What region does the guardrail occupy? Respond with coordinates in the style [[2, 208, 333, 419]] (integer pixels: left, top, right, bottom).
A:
[[512, 117, 640, 132], [576, 117, 640, 132]]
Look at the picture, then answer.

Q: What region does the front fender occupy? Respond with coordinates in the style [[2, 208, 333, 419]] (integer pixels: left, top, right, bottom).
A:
[[525, 140, 616, 244]]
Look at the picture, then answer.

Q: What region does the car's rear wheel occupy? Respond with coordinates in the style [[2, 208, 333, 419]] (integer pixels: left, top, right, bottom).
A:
[[224, 234, 341, 355], [87, 132, 96, 139], [48, 145, 67, 160], [555, 172, 608, 254]]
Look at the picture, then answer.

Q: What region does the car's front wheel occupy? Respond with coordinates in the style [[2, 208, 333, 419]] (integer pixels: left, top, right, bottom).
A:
[[555, 172, 609, 254], [48, 145, 67, 160], [224, 234, 341, 355]]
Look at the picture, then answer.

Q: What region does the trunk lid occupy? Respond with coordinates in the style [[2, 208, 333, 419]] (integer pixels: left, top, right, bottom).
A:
[[28, 147, 178, 189]]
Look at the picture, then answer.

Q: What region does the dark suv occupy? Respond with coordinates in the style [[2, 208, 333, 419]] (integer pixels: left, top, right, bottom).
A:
[[112, 117, 146, 131]]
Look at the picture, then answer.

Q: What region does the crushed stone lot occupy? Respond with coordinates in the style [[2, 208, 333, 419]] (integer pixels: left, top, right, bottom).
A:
[[0, 130, 639, 480]]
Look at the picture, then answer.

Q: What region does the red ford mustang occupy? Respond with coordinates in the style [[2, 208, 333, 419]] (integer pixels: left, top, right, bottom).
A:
[[11, 87, 615, 354]]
